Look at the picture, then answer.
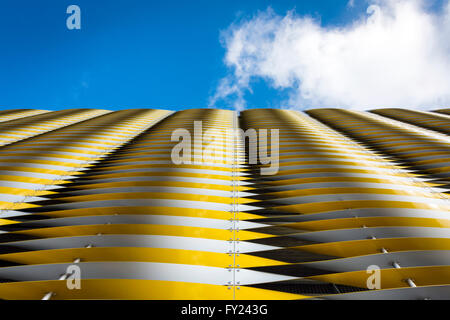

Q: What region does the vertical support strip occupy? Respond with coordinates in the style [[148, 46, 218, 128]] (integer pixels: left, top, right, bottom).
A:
[[231, 111, 239, 300]]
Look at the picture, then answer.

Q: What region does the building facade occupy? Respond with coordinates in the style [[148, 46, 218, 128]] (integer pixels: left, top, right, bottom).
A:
[[0, 108, 447, 299]]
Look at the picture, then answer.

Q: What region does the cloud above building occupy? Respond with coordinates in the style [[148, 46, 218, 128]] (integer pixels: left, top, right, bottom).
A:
[[210, 0, 450, 110]]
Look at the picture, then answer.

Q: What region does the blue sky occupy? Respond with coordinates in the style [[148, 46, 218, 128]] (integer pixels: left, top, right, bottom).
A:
[[0, 0, 447, 111], [0, 0, 363, 110]]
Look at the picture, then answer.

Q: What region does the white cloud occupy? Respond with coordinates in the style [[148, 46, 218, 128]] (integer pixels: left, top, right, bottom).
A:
[[210, 0, 450, 110], [347, 0, 355, 8]]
